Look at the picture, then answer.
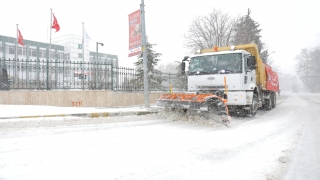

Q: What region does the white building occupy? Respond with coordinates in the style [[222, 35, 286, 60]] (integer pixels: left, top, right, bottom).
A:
[[0, 34, 118, 65], [0, 34, 119, 90]]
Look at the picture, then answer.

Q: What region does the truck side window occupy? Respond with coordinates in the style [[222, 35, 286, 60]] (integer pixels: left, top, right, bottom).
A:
[[244, 55, 250, 72]]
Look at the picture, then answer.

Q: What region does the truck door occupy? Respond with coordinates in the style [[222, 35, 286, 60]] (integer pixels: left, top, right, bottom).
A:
[[244, 54, 255, 89]]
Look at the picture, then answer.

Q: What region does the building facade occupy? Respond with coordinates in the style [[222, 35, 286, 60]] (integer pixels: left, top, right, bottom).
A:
[[0, 34, 119, 90], [0, 34, 118, 66]]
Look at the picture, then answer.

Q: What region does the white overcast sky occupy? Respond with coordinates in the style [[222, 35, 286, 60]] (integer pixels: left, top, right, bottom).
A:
[[2, 0, 319, 75]]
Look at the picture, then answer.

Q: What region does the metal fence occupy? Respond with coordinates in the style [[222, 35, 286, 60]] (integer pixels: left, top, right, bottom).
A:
[[0, 58, 183, 92]]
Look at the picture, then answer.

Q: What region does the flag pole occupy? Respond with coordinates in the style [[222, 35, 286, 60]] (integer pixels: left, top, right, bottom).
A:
[[82, 22, 85, 90], [15, 24, 18, 86], [48, 8, 53, 90], [16, 24, 18, 61]]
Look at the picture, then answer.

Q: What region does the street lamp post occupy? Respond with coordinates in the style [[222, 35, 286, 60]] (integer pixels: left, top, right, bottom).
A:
[[96, 42, 104, 89], [141, 0, 150, 107]]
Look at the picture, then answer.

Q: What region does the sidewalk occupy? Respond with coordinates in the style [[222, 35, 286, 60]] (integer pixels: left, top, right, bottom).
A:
[[0, 104, 163, 119]]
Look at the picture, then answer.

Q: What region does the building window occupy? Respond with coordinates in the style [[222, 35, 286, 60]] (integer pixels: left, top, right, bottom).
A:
[[105, 58, 111, 64], [113, 59, 117, 66], [39, 50, 46, 58], [18, 47, 27, 56], [50, 52, 55, 59], [18, 48, 21, 55], [57, 53, 63, 60], [29, 48, 37, 57], [78, 53, 82, 58], [64, 53, 70, 60], [9, 45, 15, 54], [0, 43, 2, 53]]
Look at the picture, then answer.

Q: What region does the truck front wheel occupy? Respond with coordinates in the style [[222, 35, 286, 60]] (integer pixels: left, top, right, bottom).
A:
[[247, 94, 258, 117]]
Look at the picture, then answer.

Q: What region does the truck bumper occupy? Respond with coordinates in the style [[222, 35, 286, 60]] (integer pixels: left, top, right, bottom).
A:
[[226, 91, 252, 105]]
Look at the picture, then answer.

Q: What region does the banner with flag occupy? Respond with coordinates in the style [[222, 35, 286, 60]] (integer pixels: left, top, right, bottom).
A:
[[84, 28, 91, 41], [128, 9, 141, 57], [52, 13, 60, 32], [18, 29, 24, 46]]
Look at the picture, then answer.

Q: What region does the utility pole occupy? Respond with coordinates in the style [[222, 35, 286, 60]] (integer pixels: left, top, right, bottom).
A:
[[141, 0, 150, 107]]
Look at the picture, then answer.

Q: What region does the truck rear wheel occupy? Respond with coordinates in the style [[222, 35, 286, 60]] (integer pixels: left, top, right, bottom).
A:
[[271, 93, 276, 108], [265, 98, 272, 110]]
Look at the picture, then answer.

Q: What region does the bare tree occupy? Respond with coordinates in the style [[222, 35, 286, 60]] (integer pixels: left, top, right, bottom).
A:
[[184, 8, 238, 51], [295, 47, 320, 92]]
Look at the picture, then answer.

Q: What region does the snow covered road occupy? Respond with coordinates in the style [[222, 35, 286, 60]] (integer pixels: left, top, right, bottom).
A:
[[0, 93, 319, 180]]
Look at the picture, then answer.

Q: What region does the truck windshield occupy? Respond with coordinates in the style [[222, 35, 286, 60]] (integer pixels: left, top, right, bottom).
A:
[[188, 53, 242, 75]]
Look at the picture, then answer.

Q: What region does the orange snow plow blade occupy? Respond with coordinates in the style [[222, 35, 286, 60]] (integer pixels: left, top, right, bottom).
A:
[[157, 93, 230, 122]]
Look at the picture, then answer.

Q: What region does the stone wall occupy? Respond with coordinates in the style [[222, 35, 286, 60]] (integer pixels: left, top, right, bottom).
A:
[[0, 91, 164, 107]]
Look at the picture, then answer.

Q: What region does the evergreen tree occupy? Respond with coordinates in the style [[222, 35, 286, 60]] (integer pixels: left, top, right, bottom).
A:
[[133, 42, 165, 91], [232, 9, 272, 65], [173, 62, 188, 91]]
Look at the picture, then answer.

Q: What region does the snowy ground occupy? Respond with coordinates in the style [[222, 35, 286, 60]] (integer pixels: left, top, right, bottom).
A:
[[0, 92, 319, 180]]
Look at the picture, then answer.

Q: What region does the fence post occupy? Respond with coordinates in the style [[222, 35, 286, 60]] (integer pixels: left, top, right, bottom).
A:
[[62, 60, 64, 89], [26, 58, 28, 89], [21, 59, 23, 89], [111, 63, 113, 90], [55, 59, 57, 90], [81, 61, 84, 90], [46, 57, 49, 90], [95, 54, 98, 90], [104, 62, 107, 90], [14, 58, 17, 88]]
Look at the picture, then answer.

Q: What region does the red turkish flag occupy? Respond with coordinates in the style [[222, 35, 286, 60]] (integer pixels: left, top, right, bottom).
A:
[[52, 13, 60, 32], [18, 29, 24, 46]]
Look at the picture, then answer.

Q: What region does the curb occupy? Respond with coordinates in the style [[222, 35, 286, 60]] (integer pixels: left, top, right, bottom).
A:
[[0, 108, 163, 120]]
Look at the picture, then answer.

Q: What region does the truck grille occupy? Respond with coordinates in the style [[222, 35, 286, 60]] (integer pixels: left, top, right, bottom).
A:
[[197, 86, 226, 89]]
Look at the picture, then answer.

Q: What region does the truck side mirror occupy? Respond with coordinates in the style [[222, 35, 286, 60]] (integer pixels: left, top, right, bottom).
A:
[[183, 56, 189, 61], [181, 62, 186, 75]]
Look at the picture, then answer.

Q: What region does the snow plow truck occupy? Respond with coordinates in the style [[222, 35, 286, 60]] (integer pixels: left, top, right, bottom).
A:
[[157, 44, 279, 125]]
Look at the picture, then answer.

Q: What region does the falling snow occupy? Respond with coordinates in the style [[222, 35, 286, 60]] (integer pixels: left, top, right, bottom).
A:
[[0, 92, 319, 180]]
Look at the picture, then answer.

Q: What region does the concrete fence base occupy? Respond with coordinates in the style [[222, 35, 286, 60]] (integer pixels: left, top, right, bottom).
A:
[[0, 91, 165, 107]]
